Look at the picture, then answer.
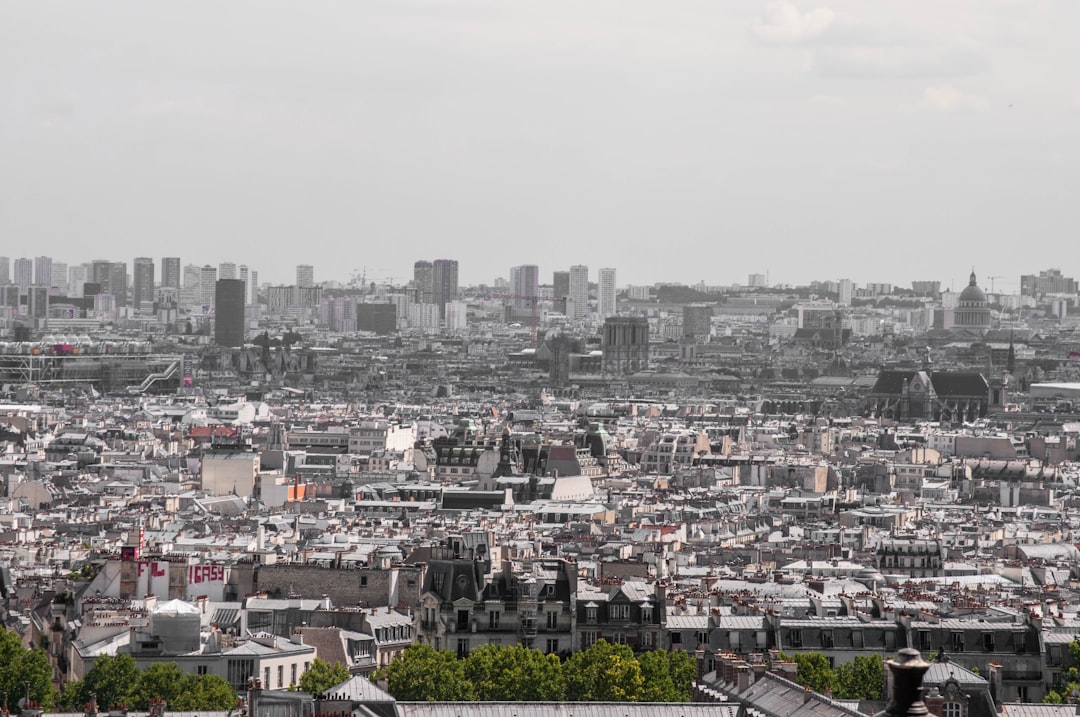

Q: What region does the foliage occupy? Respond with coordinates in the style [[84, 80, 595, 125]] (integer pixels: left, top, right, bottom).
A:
[[298, 659, 351, 697], [0, 629, 55, 709], [62, 658, 236, 711], [63, 653, 141, 710], [375, 643, 474, 701], [780, 652, 834, 694], [832, 655, 883, 700], [171, 674, 237, 711], [1044, 690, 1064, 704], [564, 641, 644, 702], [464, 644, 564, 701], [638, 649, 695, 702]]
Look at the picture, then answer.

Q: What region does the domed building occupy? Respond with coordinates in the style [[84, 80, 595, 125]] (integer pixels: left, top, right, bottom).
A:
[[950, 270, 991, 335]]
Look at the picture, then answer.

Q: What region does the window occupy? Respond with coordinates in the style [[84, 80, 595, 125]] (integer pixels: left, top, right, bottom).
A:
[[822, 630, 834, 649], [697, 631, 709, 647], [951, 632, 964, 652], [432, 572, 445, 592], [583, 631, 598, 648], [586, 606, 597, 622], [547, 611, 558, 630], [264, 666, 270, 688], [642, 606, 653, 623], [613, 632, 626, 645], [546, 639, 559, 654], [789, 630, 803, 648], [672, 632, 683, 644], [291, 664, 297, 687], [919, 631, 931, 650], [644, 631, 654, 647], [983, 633, 994, 652], [943, 703, 962, 717], [610, 604, 629, 620], [457, 638, 470, 658], [361, 575, 368, 587], [489, 611, 500, 629], [197, 665, 208, 676]]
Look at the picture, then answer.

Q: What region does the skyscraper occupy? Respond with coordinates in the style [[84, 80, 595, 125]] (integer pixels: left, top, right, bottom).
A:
[[34, 256, 52, 288], [413, 260, 433, 304], [510, 264, 539, 309], [0, 257, 9, 285], [432, 259, 459, 319], [250, 270, 259, 304], [133, 257, 155, 308], [552, 271, 570, 315], [91, 260, 113, 290], [568, 265, 589, 320], [110, 262, 129, 306], [161, 257, 181, 288], [199, 265, 217, 309], [239, 265, 250, 306], [598, 267, 616, 318], [14, 258, 32, 291], [219, 262, 238, 280], [68, 264, 87, 297], [214, 279, 246, 347], [297, 264, 314, 288], [50, 262, 67, 291]]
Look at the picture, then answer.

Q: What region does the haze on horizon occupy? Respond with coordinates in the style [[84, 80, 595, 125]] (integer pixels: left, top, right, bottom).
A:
[[2, 0, 1078, 289]]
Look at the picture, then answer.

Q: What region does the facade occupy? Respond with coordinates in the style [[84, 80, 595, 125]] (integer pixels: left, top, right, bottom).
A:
[[597, 267, 616, 318], [199, 265, 218, 308], [356, 303, 397, 334], [0, 256, 8, 284], [432, 259, 458, 319], [413, 260, 433, 304], [951, 272, 991, 335], [510, 264, 539, 309], [110, 261, 129, 306], [877, 537, 943, 578], [161, 256, 181, 288], [215, 279, 247, 347], [683, 303, 713, 341], [1021, 268, 1077, 298], [601, 316, 649, 373], [14, 257, 32, 290], [552, 270, 570, 314], [568, 265, 588, 320], [297, 264, 314, 288], [133, 257, 155, 308], [34, 256, 52, 288], [219, 262, 238, 280]]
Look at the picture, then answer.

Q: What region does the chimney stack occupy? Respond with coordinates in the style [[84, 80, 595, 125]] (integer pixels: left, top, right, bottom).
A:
[[883, 649, 931, 717]]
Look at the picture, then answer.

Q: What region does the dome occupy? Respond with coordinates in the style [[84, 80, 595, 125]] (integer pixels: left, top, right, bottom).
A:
[[958, 271, 986, 305]]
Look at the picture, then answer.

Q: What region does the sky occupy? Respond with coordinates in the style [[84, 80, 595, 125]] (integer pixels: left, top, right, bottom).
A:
[[2, 0, 1078, 290]]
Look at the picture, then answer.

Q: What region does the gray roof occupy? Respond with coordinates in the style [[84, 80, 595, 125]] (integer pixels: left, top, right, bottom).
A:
[[397, 705, 740, 717]]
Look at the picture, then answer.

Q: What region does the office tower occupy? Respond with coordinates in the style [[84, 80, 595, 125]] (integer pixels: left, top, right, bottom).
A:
[[598, 267, 616, 318], [239, 265, 249, 302], [161, 257, 181, 288], [218, 262, 237, 280], [50, 262, 67, 291], [0, 257, 9, 285], [90, 260, 113, 289], [133, 257, 155, 308], [432, 259, 459, 319], [68, 264, 87, 297], [748, 273, 768, 288], [297, 264, 314, 288], [568, 265, 588, 320], [250, 270, 259, 304], [214, 279, 246, 347], [445, 300, 468, 331], [14, 258, 32, 291], [552, 271, 570, 314], [199, 265, 217, 308], [27, 286, 49, 323], [34, 256, 52, 288], [110, 262, 129, 306], [413, 260, 433, 304], [510, 264, 539, 309]]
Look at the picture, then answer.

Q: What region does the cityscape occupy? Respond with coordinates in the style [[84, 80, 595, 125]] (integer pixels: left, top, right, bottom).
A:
[[3, 254, 1080, 717]]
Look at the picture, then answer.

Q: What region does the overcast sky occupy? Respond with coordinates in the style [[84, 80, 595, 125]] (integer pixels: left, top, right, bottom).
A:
[[2, 0, 1077, 289]]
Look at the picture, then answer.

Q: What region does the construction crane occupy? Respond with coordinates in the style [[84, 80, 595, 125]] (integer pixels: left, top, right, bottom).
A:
[[986, 276, 1003, 293]]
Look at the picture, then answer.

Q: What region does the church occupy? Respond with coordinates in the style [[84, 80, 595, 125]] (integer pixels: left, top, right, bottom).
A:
[[945, 271, 992, 337]]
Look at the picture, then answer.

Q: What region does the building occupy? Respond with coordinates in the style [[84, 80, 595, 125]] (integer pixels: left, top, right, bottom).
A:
[[510, 264, 539, 310], [950, 271, 991, 336], [597, 267, 616, 318], [747, 272, 768, 287], [568, 265, 588, 320], [838, 278, 853, 306], [602, 316, 649, 374], [0, 257, 8, 284], [877, 537, 944, 578], [1021, 268, 1077, 298], [214, 279, 246, 347], [683, 304, 713, 341], [33, 256, 52, 288], [13, 258, 32, 291], [552, 270, 570, 314], [356, 303, 397, 334], [413, 260, 433, 304], [50, 261, 67, 291], [445, 300, 468, 331], [432, 259, 458, 319], [297, 264, 314, 288], [199, 265, 218, 309], [219, 262, 238, 280], [250, 269, 259, 303], [912, 280, 941, 297], [110, 261, 129, 306], [133, 257, 155, 309], [161, 257, 181, 288]]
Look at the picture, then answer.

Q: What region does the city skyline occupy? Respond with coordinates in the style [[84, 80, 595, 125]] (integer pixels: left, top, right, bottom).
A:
[[2, 2, 1078, 286]]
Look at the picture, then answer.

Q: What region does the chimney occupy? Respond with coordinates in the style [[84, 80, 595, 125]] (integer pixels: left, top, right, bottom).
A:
[[736, 664, 752, 693], [804, 685, 813, 704], [883, 649, 931, 717]]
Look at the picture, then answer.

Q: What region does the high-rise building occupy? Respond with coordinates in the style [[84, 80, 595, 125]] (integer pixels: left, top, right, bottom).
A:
[[683, 303, 713, 341], [199, 265, 218, 309], [68, 264, 87, 297], [510, 264, 539, 309], [838, 278, 853, 307], [14, 258, 32, 291], [110, 262, 129, 306], [90, 260, 113, 290], [250, 270, 259, 304], [50, 262, 67, 291], [0, 257, 9, 285], [239, 265, 249, 302], [552, 271, 570, 314], [214, 279, 246, 347], [297, 264, 314, 288], [34, 256, 52, 288], [598, 267, 616, 318], [748, 273, 768, 288], [413, 260, 434, 304], [568, 265, 589, 320], [219, 262, 238, 280], [432, 259, 459, 319], [133, 257, 155, 308], [161, 257, 181, 288]]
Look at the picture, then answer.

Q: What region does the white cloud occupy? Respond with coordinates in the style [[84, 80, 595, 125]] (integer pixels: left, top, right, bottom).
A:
[[916, 85, 989, 113], [750, 1, 835, 44]]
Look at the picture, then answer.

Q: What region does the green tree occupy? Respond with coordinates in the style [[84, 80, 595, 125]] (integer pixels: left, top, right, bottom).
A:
[[68, 653, 140, 709], [171, 674, 237, 711], [298, 659, 351, 697], [0, 629, 54, 709], [833, 655, 883, 700], [638, 650, 680, 702], [464, 644, 565, 701], [1044, 690, 1064, 704], [564, 640, 644, 702], [129, 662, 187, 709], [780, 652, 834, 694], [376, 643, 474, 701]]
